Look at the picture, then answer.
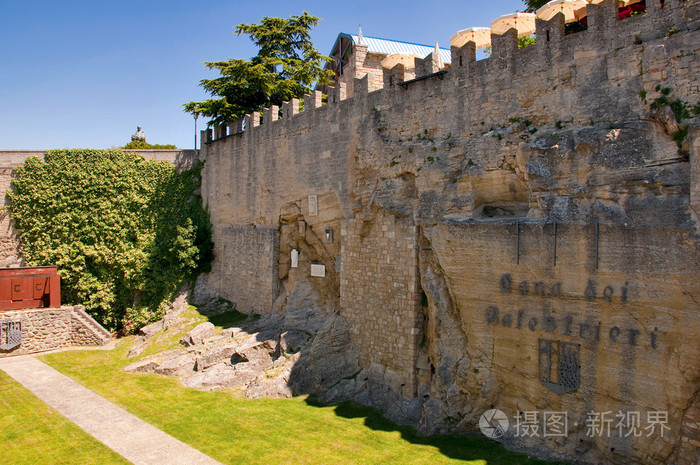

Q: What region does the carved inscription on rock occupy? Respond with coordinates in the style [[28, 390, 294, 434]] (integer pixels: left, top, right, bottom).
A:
[[485, 273, 663, 394], [486, 274, 659, 349]]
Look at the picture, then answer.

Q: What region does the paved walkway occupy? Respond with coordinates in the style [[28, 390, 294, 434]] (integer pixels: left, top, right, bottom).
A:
[[0, 355, 223, 465]]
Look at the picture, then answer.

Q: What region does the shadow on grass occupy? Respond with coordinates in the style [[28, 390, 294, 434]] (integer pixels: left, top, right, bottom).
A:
[[196, 304, 568, 464], [305, 398, 571, 465]]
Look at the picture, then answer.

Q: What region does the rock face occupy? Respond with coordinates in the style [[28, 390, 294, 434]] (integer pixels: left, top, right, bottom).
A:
[[126, 295, 360, 400], [180, 322, 216, 347]]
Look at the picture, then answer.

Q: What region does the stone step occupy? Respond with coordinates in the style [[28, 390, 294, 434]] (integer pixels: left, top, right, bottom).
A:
[[71, 306, 112, 343]]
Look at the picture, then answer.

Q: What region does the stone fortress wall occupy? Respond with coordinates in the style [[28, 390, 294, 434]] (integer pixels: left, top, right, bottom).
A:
[[198, 0, 700, 463], [0, 1, 695, 463]]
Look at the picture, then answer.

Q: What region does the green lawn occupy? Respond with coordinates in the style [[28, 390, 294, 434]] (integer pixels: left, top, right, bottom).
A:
[[0, 370, 130, 465], [3, 308, 567, 465]]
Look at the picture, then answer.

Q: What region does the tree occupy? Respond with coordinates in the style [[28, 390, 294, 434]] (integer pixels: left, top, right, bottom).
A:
[[184, 12, 333, 127], [523, 0, 549, 12]]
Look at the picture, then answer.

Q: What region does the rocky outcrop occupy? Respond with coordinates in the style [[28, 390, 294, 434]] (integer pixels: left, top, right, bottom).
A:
[[125, 291, 360, 399], [180, 322, 216, 347]]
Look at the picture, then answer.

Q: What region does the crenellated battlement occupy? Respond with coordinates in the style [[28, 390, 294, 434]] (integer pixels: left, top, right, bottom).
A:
[[202, 0, 698, 146]]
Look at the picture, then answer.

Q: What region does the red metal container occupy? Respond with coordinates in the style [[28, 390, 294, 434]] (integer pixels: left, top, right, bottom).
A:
[[0, 266, 60, 310]]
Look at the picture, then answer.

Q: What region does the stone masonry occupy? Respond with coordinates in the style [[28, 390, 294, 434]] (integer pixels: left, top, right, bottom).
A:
[[213, 226, 279, 313], [340, 215, 422, 398], [195, 1, 700, 463], [0, 306, 111, 356]]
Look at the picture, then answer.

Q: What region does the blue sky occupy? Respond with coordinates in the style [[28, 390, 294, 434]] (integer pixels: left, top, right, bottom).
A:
[[1, 0, 526, 150]]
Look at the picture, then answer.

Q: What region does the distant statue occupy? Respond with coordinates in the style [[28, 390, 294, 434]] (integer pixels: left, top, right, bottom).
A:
[[131, 126, 146, 142]]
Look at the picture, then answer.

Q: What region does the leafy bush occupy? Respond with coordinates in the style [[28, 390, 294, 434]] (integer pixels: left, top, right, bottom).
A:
[[122, 140, 177, 149], [9, 149, 213, 333]]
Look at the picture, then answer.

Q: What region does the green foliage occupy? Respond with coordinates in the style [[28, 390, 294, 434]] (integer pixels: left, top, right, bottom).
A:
[[671, 126, 689, 149], [9, 149, 213, 333], [651, 94, 691, 121], [523, 0, 549, 12], [669, 100, 691, 122], [183, 12, 333, 127], [122, 140, 177, 150], [638, 89, 647, 104], [649, 90, 695, 152], [518, 35, 536, 48], [482, 35, 536, 56]]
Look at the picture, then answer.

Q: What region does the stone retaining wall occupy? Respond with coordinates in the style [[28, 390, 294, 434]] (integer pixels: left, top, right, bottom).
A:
[[0, 306, 111, 356]]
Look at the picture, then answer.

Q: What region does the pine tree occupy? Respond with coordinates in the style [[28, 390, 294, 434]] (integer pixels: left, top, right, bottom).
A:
[[184, 12, 333, 126]]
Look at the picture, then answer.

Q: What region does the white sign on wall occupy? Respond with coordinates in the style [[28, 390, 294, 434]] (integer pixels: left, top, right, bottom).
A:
[[310, 264, 325, 277], [291, 249, 299, 268], [308, 194, 318, 216]]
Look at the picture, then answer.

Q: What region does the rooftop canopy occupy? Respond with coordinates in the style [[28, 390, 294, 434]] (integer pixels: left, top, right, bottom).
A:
[[536, 0, 588, 23], [450, 27, 492, 50], [327, 32, 451, 76], [490, 12, 537, 37]]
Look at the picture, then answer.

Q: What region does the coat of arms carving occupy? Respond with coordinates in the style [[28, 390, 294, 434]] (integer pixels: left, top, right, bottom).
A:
[[0, 321, 22, 351], [539, 338, 580, 394]]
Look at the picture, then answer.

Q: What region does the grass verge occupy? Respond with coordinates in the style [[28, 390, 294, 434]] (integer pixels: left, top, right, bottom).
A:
[[0, 370, 130, 465], [27, 308, 570, 465]]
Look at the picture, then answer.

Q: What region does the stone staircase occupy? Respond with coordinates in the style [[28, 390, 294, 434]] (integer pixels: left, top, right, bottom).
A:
[[70, 306, 112, 346]]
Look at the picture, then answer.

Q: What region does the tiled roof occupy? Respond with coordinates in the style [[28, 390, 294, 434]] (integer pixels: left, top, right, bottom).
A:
[[332, 33, 452, 64]]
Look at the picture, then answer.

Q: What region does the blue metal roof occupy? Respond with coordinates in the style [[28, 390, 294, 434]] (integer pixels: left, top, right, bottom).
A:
[[333, 33, 452, 64]]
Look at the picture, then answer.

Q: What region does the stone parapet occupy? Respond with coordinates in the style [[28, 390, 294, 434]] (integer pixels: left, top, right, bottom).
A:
[[0, 149, 199, 171], [201, 0, 699, 148]]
